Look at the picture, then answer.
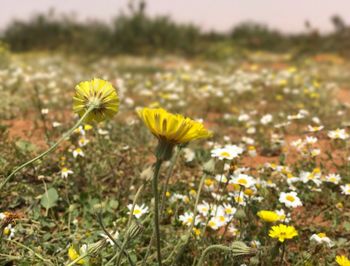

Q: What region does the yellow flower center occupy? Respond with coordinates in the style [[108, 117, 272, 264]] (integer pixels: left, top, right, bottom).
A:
[[219, 216, 225, 222], [133, 209, 142, 215], [317, 233, 326, 238], [237, 178, 248, 185], [220, 151, 230, 158], [3, 228, 10, 235], [286, 195, 295, 202], [225, 208, 232, 214], [205, 179, 213, 186]]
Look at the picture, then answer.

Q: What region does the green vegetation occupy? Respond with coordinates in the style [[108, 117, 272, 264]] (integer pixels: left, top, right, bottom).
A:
[[1, 1, 350, 58]]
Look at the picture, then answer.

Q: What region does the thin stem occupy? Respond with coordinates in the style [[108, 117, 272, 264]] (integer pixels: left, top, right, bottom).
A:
[[196, 245, 232, 266], [7, 239, 54, 265], [160, 147, 181, 217], [168, 174, 206, 265], [66, 253, 90, 266], [114, 184, 144, 266], [42, 179, 49, 217], [0, 106, 94, 191], [152, 158, 163, 266], [279, 242, 286, 266], [96, 214, 135, 266]]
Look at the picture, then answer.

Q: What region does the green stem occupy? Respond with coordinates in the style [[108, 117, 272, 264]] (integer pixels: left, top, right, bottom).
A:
[[96, 214, 135, 266], [114, 184, 144, 266], [196, 245, 232, 266], [0, 106, 93, 191], [152, 158, 163, 266], [160, 147, 181, 217], [279, 242, 286, 266], [169, 174, 206, 265], [66, 253, 90, 266], [7, 239, 54, 265]]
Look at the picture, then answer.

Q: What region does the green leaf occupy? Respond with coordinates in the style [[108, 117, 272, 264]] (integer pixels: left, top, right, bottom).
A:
[[40, 188, 59, 210], [15, 140, 37, 153], [344, 221, 350, 232]]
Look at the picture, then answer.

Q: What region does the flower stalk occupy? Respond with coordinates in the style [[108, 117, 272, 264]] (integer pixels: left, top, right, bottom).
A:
[[152, 158, 164, 266], [1, 105, 95, 191]]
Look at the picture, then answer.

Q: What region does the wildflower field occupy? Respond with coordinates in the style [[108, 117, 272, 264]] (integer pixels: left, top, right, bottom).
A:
[[1, 50, 350, 265]]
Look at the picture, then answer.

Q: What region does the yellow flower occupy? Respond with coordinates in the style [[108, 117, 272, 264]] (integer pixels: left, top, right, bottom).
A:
[[336, 255, 350, 266], [137, 108, 212, 160], [257, 210, 282, 223], [193, 227, 201, 237], [73, 78, 119, 123], [137, 108, 212, 145], [68, 246, 84, 265], [269, 224, 298, 242]]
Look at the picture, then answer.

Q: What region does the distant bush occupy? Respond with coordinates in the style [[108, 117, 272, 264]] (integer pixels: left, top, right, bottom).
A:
[[1, 1, 350, 58], [2, 2, 201, 56], [0, 41, 10, 69]]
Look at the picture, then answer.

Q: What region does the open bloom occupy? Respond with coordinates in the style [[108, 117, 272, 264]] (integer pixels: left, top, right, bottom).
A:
[[61, 167, 73, 179], [310, 233, 334, 247], [179, 212, 200, 227], [257, 210, 283, 223], [328, 129, 349, 140], [73, 148, 84, 158], [336, 255, 350, 266], [68, 245, 87, 265], [137, 108, 212, 145], [269, 224, 298, 242], [128, 204, 149, 219], [230, 174, 256, 188], [279, 191, 302, 208], [137, 107, 212, 160], [211, 145, 244, 160], [325, 173, 341, 185], [300, 170, 322, 186], [3, 224, 15, 239], [340, 184, 350, 195], [73, 78, 119, 123], [197, 201, 211, 216]]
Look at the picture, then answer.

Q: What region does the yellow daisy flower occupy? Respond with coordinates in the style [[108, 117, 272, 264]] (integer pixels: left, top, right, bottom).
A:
[[257, 210, 282, 223], [73, 78, 119, 123], [68, 246, 84, 265], [137, 107, 212, 160], [336, 255, 350, 266], [269, 224, 298, 242]]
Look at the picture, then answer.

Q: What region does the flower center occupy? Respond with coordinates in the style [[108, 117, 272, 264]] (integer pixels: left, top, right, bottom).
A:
[[220, 151, 230, 157], [317, 233, 326, 238], [133, 209, 142, 215], [237, 178, 248, 185], [286, 195, 295, 202]]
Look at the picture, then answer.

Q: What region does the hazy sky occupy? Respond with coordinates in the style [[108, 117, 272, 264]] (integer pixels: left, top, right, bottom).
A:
[[1, 0, 350, 33]]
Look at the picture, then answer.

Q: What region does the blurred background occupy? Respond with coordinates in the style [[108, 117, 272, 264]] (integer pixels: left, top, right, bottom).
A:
[[0, 0, 350, 58]]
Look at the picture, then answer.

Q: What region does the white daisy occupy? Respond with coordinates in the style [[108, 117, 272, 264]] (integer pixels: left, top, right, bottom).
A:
[[324, 173, 341, 185], [78, 137, 89, 147], [61, 167, 73, 179], [197, 201, 211, 217], [215, 174, 228, 183], [340, 184, 350, 195], [300, 171, 322, 186], [72, 148, 84, 158], [211, 145, 244, 160], [127, 204, 149, 219], [260, 114, 273, 125], [279, 191, 302, 208], [328, 129, 349, 140], [230, 174, 256, 188], [179, 212, 200, 227], [310, 233, 334, 247]]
